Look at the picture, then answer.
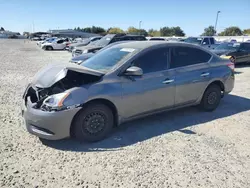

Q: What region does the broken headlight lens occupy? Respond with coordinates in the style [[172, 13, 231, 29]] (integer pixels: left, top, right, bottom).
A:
[[42, 92, 70, 110]]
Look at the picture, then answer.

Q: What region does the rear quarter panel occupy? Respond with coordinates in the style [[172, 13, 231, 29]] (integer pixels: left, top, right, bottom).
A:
[[208, 57, 234, 93]]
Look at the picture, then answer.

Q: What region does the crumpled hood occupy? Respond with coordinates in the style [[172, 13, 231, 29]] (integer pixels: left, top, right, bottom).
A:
[[32, 63, 104, 88]]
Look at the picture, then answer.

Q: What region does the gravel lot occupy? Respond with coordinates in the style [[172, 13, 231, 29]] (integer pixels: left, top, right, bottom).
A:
[[0, 39, 250, 188]]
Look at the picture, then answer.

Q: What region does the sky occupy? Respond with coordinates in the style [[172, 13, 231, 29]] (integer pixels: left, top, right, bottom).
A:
[[0, 0, 249, 36]]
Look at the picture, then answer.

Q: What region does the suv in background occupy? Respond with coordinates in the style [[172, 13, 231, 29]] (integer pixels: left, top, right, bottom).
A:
[[72, 34, 146, 57], [184, 36, 218, 49]]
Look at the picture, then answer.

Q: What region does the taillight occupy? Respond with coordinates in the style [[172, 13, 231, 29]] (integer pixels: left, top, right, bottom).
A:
[[227, 62, 235, 70]]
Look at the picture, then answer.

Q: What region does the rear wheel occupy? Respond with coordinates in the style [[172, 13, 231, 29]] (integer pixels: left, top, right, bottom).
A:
[[199, 84, 221, 111], [72, 103, 114, 142], [46, 46, 53, 51]]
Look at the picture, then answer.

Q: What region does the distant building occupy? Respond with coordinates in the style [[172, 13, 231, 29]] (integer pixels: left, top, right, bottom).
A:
[[0, 30, 25, 39]]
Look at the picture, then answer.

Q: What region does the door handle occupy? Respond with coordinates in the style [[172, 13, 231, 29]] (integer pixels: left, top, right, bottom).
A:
[[162, 79, 174, 84], [200, 72, 210, 77]]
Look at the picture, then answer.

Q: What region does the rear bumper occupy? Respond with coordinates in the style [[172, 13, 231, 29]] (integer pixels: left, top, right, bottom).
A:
[[224, 72, 235, 94], [21, 98, 81, 140]]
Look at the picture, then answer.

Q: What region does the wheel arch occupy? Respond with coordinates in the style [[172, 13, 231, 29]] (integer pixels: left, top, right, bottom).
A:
[[198, 80, 225, 103], [70, 98, 119, 137]]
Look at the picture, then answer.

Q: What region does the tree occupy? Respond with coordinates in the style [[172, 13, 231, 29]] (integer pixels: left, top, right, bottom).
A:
[[74, 26, 106, 34], [171, 26, 185, 36], [108, 27, 124, 34], [127, 26, 148, 36], [82, 27, 92, 33], [91, 26, 106, 34], [201, 26, 216, 36], [160, 26, 185, 36], [148, 29, 160, 37], [243, 29, 250, 35], [127, 26, 139, 34], [218, 26, 242, 36], [0, 27, 4, 31]]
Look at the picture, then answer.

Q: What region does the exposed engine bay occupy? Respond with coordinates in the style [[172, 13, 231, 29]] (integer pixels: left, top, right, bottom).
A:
[[23, 70, 101, 109]]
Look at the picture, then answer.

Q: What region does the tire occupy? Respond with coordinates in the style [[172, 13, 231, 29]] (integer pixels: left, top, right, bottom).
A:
[[199, 84, 221, 111], [46, 46, 53, 51], [72, 103, 114, 142]]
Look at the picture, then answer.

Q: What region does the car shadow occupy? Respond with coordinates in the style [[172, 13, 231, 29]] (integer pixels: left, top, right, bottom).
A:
[[234, 71, 242, 74], [235, 63, 250, 68], [41, 94, 250, 152]]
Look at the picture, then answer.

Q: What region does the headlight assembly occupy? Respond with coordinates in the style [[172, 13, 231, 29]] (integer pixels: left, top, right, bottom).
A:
[[41, 92, 70, 111]]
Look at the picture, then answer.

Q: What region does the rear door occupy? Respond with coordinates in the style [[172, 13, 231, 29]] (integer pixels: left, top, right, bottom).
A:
[[120, 46, 175, 118], [54, 40, 65, 50], [170, 46, 212, 106]]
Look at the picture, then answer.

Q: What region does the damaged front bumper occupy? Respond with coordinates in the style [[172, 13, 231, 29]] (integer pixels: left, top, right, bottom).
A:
[[21, 96, 81, 140]]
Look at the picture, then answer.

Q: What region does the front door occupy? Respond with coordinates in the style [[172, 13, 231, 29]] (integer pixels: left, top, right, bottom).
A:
[[120, 47, 175, 119], [170, 46, 212, 106]]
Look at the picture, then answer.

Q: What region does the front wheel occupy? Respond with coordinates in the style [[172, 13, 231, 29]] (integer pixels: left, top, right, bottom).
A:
[[199, 84, 221, 111], [72, 103, 114, 142]]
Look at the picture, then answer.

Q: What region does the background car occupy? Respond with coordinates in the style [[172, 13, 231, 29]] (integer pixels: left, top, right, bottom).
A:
[[217, 42, 250, 64], [149, 37, 166, 41], [184, 36, 218, 49], [211, 42, 240, 56], [72, 34, 146, 57], [67, 36, 102, 52], [37, 37, 57, 47], [69, 41, 132, 64], [41, 38, 71, 50]]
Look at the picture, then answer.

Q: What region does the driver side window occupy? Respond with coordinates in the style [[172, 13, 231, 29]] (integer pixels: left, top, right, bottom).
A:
[[57, 40, 64, 44], [132, 47, 169, 74]]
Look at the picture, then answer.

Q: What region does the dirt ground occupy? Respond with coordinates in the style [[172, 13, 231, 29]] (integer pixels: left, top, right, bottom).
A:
[[0, 39, 249, 188]]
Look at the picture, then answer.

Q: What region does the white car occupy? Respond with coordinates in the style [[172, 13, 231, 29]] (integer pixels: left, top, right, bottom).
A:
[[41, 39, 70, 50], [37, 37, 57, 47]]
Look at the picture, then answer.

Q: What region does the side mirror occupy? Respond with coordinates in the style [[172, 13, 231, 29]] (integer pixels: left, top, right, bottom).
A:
[[124, 66, 143, 76], [202, 42, 206, 45]]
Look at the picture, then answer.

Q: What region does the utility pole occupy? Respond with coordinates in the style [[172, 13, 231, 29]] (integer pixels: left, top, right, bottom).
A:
[[32, 21, 35, 33], [214, 11, 221, 35], [139, 21, 142, 35]]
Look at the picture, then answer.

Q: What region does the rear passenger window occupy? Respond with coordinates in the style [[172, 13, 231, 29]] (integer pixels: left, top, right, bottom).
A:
[[170, 47, 211, 68], [132, 48, 169, 74], [210, 38, 215, 44]]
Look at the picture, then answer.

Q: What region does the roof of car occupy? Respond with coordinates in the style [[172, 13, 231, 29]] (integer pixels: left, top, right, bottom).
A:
[[113, 41, 197, 49]]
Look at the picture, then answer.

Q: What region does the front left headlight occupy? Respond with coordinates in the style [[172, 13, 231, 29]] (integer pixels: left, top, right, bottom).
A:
[[41, 92, 71, 111]]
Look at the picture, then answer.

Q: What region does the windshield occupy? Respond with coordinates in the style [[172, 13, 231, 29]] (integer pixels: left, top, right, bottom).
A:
[[81, 47, 136, 72], [215, 43, 240, 50], [184, 37, 202, 44], [94, 35, 115, 47]]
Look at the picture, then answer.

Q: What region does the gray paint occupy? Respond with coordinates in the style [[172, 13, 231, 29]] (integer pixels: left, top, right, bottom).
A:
[[22, 41, 234, 140]]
